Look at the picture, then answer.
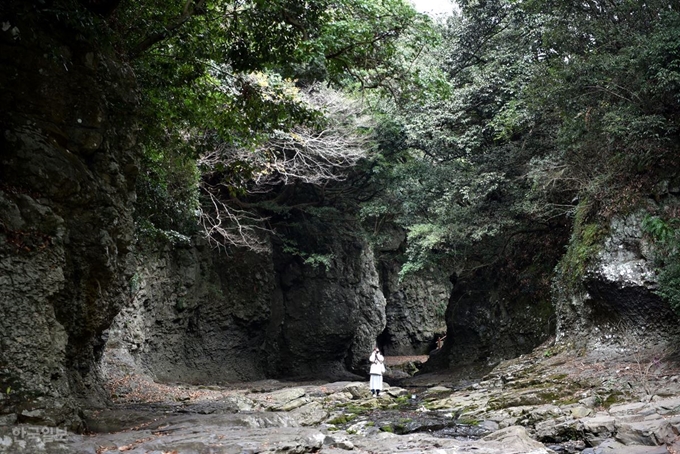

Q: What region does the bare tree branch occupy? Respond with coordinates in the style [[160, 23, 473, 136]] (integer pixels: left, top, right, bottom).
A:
[[198, 190, 272, 253], [197, 84, 373, 252]]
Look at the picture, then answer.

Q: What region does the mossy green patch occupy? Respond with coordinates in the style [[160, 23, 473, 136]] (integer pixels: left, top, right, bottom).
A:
[[394, 396, 410, 405], [508, 378, 550, 389], [549, 374, 569, 381], [487, 397, 511, 410], [555, 200, 608, 291], [537, 391, 562, 403], [393, 423, 407, 434], [602, 391, 623, 408], [424, 400, 453, 410], [339, 403, 368, 414], [327, 413, 357, 425], [457, 416, 479, 426]]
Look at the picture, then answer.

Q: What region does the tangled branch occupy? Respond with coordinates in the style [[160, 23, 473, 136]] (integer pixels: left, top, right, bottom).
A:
[[197, 85, 372, 252], [198, 191, 271, 253]]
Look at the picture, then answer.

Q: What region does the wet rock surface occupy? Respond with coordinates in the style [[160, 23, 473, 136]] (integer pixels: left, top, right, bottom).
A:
[[3, 337, 680, 453]]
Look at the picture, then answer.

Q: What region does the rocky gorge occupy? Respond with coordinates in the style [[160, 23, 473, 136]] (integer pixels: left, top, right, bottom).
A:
[[2, 1, 680, 453]]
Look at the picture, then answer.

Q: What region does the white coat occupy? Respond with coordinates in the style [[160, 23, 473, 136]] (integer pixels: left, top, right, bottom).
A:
[[369, 351, 385, 375]]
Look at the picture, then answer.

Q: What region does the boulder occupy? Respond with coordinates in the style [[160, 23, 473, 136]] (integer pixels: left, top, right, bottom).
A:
[[581, 415, 617, 446], [534, 417, 583, 443], [614, 414, 675, 446], [386, 387, 409, 398], [324, 434, 355, 450], [257, 387, 308, 411], [571, 406, 592, 418], [344, 382, 372, 400], [291, 402, 328, 426]]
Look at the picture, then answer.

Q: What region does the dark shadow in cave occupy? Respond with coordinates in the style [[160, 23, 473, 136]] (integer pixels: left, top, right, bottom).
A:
[[376, 328, 391, 353]]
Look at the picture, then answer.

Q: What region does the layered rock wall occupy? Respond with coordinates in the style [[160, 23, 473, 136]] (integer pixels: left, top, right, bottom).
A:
[[0, 8, 399, 417], [106, 240, 275, 384], [376, 251, 450, 356], [422, 226, 568, 374], [425, 267, 554, 374], [265, 238, 386, 377]]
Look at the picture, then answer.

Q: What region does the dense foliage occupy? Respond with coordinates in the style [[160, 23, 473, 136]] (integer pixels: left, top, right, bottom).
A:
[[643, 215, 680, 315], [365, 0, 565, 279], [99, 0, 436, 251], [32, 0, 680, 309], [362, 0, 680, 310]]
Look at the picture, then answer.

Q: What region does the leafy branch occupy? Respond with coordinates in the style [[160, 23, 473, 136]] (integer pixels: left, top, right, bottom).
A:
[[128, 0, 208, 59]]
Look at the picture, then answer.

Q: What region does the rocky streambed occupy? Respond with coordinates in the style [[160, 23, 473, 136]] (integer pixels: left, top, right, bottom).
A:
[[2, 338, 680, 453]]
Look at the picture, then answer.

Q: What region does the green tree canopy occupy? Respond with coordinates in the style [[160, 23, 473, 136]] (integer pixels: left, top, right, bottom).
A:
[[365, 0, 680, 287], [84, 0, 438, 249]]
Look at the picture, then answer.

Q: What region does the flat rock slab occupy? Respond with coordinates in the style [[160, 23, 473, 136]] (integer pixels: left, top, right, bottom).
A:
[[583, 439, 669, 454], [0, 421, 555, 454], [0, 415, 313, 454], [350, 425, 554, 454]]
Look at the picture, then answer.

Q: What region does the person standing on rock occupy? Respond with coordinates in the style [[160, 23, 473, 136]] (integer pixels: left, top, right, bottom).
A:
[[369, 347, 385, 397]]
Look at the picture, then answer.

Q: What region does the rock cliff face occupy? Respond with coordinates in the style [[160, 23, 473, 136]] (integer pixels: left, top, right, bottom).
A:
[[105, 235, 386, 385], [0, 3, 400, 430], [265, 237, 386, 377], [0, 5, 419, 423], [375, 238, 450, 356], [423, 227, 568, 375], [554, 208, 680, 342], [0, 7, 138, 429], [423, 267, 554, 375], [106, 240, 276, 384]]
